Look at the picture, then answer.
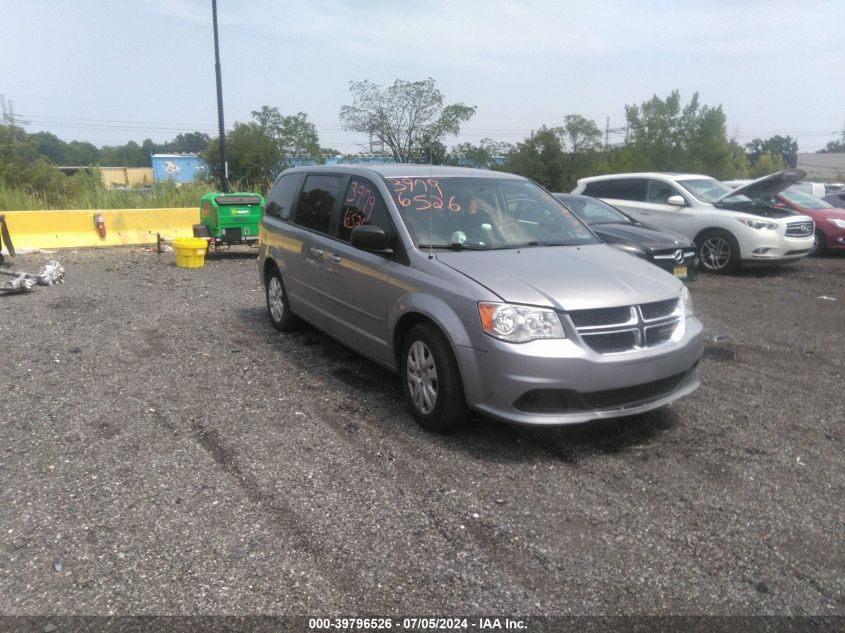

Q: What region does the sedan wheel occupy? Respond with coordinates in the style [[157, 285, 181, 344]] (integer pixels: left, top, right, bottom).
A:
[[698, 231, 740, 274], [810, 230, 826, 257]]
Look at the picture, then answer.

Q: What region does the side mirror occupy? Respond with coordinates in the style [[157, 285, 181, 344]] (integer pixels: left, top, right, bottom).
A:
[[666, 195, 686, 206], [350, 225, 390, 252]]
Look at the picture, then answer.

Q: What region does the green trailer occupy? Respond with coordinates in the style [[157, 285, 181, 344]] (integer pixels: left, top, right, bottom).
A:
[[193, 192, 265, 250]]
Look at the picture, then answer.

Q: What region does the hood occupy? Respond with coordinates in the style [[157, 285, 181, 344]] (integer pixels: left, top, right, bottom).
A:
[[716, 168, 806, 203], [590, 222, 694, 251], [435, 244, 682, 311]]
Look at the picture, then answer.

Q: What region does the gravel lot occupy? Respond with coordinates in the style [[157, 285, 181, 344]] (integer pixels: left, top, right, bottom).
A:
[[0, 246, 842, 618]]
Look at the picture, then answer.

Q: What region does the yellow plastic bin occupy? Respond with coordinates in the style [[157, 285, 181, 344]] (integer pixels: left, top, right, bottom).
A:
[[173, 237, 208, 268]]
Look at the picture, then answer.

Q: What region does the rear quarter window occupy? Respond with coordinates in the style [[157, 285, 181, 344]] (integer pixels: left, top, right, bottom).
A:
[[583, 179, 647, 202], [265, 173, 304, 220], [293, 174, 343, 234]]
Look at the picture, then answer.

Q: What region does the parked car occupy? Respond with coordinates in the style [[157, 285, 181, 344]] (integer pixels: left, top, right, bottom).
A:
[[823, 191, 845, 207], [773, 187, 845, 255], [259, 165, 703, 431], [790, 181, 827, 198], [572, 169, 815, 273], [554, 193, 697, 280]]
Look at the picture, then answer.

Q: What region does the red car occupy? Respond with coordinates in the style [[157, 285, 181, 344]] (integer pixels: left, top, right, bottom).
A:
[[775, 187, 845, 255]]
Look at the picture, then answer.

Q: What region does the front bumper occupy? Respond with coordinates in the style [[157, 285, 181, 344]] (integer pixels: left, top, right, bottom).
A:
[[455, 316, 704, 426], [739, 233, 814, 262]]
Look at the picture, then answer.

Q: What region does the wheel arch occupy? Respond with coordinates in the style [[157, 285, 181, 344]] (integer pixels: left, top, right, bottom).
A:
[[390, 294, 475, 371], [693, 225, 739, 246]]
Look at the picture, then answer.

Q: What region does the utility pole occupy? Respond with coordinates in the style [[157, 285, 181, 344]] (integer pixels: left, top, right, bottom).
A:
[[212, 0, 229, 193], [605, 117, 610, 150]]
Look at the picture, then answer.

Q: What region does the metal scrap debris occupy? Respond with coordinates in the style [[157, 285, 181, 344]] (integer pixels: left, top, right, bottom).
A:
[[0, 260, 65, 294]]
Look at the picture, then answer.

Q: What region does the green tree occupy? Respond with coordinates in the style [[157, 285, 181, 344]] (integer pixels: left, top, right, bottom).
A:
[[624, 90, 734, 177], [819, 126, 845, 153], [339, 78, 476, 163], [251, 107, 322, 158], [32, 131, 71, 164], [749, 151, 785, 178], [158, 132, 211, 154], [98, 140, 149, 167], [746, 135, 799, 168], [560, 114, 603, 188], [202, 108, 329, 190], [0, 124, 69, 206], [447, 138, 513, 168], [500, 127, 567, 191]]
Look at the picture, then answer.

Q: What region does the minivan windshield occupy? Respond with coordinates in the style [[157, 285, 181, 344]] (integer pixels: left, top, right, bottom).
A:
[[678, 178, 750, 204], [385, 176, 598, 249]]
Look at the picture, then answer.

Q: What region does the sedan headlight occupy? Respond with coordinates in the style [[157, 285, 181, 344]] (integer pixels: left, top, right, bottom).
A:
[[680, 285, 694, 317], [735, 217, 777, 230], [478, 302, 565, 342], [829, 218, 845, 229], [611, 243, 649, 259]]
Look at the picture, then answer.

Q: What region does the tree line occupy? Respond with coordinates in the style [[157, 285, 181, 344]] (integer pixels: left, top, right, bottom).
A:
[[2, 78, 843, 209]]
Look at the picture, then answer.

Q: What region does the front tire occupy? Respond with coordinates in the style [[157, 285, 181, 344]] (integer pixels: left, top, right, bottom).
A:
[[265, 267, 299, 331], [401, 324, 469, 432], [810, 230, 826, 257], [697, 230, 740, 274]]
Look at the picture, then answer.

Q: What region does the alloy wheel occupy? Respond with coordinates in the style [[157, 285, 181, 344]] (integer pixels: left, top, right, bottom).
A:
[[701, 236, 732, 271]]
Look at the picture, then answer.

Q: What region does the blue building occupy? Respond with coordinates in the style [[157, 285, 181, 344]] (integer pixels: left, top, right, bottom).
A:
[[151, 154, 208, 183]]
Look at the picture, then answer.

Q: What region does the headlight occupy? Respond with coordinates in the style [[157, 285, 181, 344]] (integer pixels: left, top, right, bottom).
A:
[[735, 217, 777, 230], [478, 302, 565, 342], [680, 285, 694, 317], [611, 243, 648, 259], [829, 218, 845, 229]]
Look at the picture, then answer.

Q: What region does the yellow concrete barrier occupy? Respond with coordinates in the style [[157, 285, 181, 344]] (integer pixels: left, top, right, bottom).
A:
[[1, 208, 198, 250]]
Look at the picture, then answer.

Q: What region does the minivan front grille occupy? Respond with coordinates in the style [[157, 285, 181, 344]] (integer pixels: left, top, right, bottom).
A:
[[786, 221, 814, 237], [568, 306, 632, 327], [567, 299, 682, 354]]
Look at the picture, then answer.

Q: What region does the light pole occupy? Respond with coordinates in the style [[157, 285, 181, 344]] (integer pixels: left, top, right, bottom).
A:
[[212, 0, 229, 193]]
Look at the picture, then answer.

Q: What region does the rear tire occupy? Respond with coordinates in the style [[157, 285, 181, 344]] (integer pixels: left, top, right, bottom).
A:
[[697, 230, 740, 274], [401, 323, 469, 432], [265, 267, 299, 331]]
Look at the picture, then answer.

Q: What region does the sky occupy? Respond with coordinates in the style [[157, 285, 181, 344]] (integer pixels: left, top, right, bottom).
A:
[[1, 0, 843, 155]]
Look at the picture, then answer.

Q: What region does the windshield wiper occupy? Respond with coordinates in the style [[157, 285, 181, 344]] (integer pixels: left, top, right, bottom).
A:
[[513, 240, 580, 247], [417, 242, 492, 251]]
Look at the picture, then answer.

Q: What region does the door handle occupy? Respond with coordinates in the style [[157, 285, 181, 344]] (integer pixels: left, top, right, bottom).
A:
[[328, 254, 342, 263], [309, 247, 324, 257], [640, 211, 652, 215]]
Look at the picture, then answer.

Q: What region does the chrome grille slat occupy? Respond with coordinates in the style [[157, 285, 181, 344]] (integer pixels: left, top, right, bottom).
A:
[[786, 221, 814, 237], [568, 299, 682, 354]]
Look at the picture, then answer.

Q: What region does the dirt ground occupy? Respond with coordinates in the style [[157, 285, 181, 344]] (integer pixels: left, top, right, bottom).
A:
[[0, 246, 842, 620]]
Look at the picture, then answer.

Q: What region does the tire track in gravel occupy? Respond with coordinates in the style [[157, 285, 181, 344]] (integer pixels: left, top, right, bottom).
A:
[[188, 418, 367, 604]]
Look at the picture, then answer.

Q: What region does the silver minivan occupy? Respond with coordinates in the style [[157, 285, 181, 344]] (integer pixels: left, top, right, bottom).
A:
[[258, 165, 704, 431]]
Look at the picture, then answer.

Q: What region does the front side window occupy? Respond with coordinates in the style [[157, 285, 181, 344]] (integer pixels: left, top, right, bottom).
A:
[[385, 176, 597, 249], [337, 178, 394, 242], [679, 178, 742, 203], [294, 174, 343, 234], [646, 180, 681, 204]]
